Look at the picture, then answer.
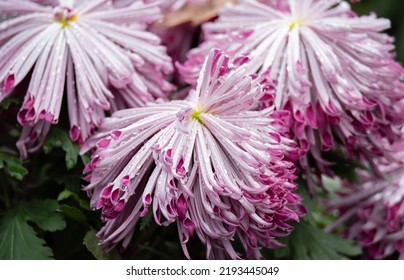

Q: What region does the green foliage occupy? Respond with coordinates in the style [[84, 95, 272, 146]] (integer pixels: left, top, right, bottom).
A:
[[0, 199, 66, 259], [83, 229, 121, 260], [0, 97, 20, 110], [58, 189, 90, 210], [139, 207, 153, 231], [59, 204, 88, 225], [0, 213, 53, 259], [57, 187, 91, 225], [267, 176, 361, 260], [274, 221, 361, 260], [0, 151, 28, 180], [323, 151, 370, 183], [43, 128, 79, 170]]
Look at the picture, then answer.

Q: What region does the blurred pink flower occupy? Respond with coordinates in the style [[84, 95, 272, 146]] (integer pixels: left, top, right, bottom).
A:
[[0, 0, 173, 157], [161, 0, 208, 12], [111, 0, 208, 11], [329, 161, 404, 259], [177, 40, 222, 86], [82, 49, 304, 259], [182, 0, 404, 180], [31, 0, 58, 6]]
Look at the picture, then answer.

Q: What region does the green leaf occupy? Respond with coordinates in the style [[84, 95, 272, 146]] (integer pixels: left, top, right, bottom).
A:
[[296, 177, 339, 228], [322, 175, 342, 193], [0, 212, 53, 260], [323, 151, 370, 183], [55, 174, 82, 193], [59, 204, 87, 225], [58, 189, 90, 210], [277, 221, 361, 260], [0, 200, 66, 259], [0, 151, 28, 180], [43, 127, 79, 170], [139, 206, 153, 231], [83, 229, 121, 260], [0, 97, 20, 110], [21, 200, 66, 232]]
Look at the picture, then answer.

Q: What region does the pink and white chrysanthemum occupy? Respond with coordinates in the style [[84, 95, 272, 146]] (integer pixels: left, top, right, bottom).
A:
[[186, 0, 404, 175], [81, 49, 304, 259], [329, 162, 404, 259], [0, 0, 173, 157]]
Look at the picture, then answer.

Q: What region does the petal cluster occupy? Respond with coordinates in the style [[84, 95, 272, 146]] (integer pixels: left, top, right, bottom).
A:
[[0, 0, 173, 157], [330, 162, 404, 259], [182, 0, 404, 176], [82, 49, 303, 259]]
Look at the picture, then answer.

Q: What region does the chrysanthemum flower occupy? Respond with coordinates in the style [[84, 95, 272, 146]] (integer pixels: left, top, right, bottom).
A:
[[82, 49, 304, 259], [328, 161, 404, 259], [0, 0, 173, 157], [177, 41, 223, 86], [183, 0, 404, 177]]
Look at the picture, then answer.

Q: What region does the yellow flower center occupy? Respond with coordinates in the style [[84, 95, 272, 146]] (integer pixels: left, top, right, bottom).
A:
[[191, 104, 204, 124], [59, 14, 77, 29], [289, 18, 304, 30]]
